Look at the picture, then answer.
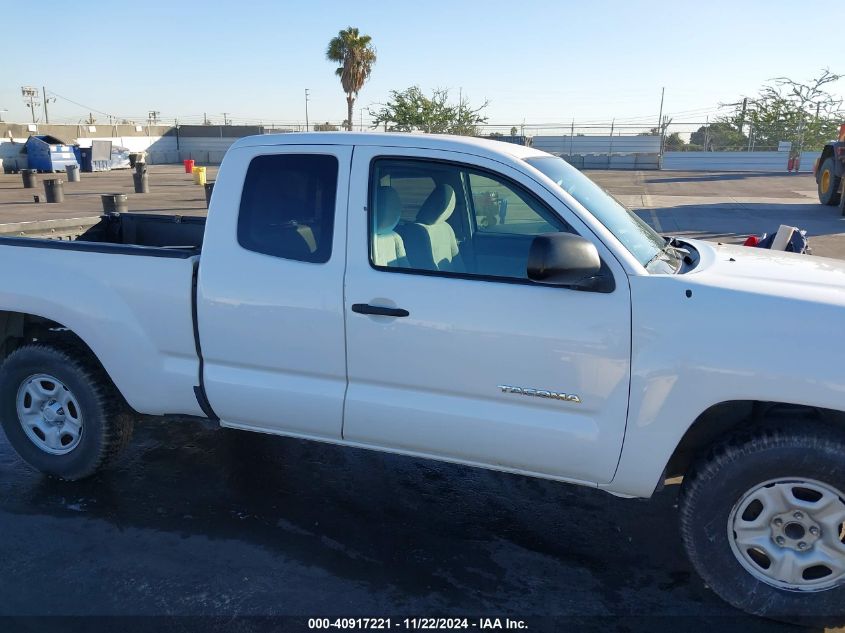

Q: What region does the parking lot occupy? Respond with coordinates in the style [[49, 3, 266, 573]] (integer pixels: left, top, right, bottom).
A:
[[0, 166, 843, 632]]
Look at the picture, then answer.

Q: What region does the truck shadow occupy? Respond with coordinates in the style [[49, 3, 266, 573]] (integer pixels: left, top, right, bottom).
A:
[[0, 418, 832, 632]]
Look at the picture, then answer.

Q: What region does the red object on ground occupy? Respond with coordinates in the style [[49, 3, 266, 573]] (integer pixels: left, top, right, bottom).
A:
[[183, 159, 195, 174], [787, 157, 795, 172], [744, 235, 760, 247]]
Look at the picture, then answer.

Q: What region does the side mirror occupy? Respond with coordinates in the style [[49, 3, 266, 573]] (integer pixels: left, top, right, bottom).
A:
[[527, 233, 614, 292]]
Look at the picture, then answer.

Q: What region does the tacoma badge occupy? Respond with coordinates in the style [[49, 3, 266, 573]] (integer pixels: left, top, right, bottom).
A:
[[498, 385, 581, 404]]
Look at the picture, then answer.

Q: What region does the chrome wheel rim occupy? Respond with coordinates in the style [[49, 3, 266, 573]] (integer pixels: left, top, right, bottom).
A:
[[16, 373, 84, 455], [728, 478, 845, 592]]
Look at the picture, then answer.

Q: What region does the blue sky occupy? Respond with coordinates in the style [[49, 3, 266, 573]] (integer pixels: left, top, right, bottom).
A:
[[2, 0, 842, 130]]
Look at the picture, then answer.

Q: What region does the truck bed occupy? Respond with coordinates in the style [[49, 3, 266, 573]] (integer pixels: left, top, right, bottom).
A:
[[0, 212, 205, 417], [0, 213, 205, 257]]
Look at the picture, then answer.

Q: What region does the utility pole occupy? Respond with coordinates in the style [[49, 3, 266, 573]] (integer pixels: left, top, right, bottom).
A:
[[203, 112, 208, 125], [608, 118, 615, 156], [42, 86, 55, 124], [656, 87, 665, 136], [304, 89, 310, 131], [738, 97, 747, 134], [21, 86, 40, 124], [222, 112, 230, 126]]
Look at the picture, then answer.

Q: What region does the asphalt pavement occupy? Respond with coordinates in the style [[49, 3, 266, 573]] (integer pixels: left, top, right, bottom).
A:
[[0, 418, 835, 632]]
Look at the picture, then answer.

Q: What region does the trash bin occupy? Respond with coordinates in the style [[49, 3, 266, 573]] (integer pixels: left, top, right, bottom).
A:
[[129, 153, 140, 168], [133, 171, 149, 193], [183, 159, 195, 174], [43, 179, 65, 203], [101, 194, 129, 214], [66, 163, 81, 182], [134, 162, 147, 175], [21, 169, 37, 189], [204, 181, 215, 207], [192, 166, 207, 186]]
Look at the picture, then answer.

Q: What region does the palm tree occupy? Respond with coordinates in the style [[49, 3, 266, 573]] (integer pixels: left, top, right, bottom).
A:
[[326, 27, 376, 131]]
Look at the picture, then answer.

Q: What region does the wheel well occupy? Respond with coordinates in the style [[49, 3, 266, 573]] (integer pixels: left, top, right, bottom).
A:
[[665, 400, 845, 480], [0, 310, 108, 383]]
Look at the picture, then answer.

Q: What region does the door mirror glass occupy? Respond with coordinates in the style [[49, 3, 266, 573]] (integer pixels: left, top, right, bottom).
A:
[[527, 233, 613, 292]]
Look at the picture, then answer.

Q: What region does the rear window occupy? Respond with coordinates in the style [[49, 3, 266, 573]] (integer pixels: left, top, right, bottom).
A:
[[238, 154, 338, 263]]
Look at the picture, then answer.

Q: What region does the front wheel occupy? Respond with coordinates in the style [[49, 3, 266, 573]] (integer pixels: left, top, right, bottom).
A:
[[679, 425, 845, 625], [0, 344, 134, 480], [818, 157, 842, 206]]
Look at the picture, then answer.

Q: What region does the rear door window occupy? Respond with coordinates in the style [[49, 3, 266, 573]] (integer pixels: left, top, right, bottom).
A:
[[238, 154, 339, 263]]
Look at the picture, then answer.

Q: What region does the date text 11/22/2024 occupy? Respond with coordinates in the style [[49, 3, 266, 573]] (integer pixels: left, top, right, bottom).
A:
[[307, 618, 528, 630]]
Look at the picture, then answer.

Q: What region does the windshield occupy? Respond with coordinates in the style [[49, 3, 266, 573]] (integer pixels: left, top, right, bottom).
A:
[[525, 156, 680, 273]]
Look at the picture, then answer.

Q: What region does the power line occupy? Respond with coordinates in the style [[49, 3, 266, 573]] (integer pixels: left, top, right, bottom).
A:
[[45, 89, 117, 120]]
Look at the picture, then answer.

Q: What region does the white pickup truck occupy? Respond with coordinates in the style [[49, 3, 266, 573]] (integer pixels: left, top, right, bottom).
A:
[[0, 133, 843, 622]]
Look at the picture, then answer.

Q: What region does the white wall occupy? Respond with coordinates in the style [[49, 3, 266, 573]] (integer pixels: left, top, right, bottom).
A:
[[533, 135, 661, 154], [0, 135, 232, 169], [662, 150, 821, 172]]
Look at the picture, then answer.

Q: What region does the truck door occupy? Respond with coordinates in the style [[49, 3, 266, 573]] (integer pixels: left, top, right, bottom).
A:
[[343, 146, 632, 484], [197, 144, 352, 440]]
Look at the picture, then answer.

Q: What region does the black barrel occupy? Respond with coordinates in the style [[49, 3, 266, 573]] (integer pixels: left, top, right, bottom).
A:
[[128, 153, 140, 168], [134, 161, 147, 175], [204, 181, 215, 207], [101, 194, 129, 214], [21, 169, 37, 189], [133, 171, 149, 194], [43, 179, 65, 203]]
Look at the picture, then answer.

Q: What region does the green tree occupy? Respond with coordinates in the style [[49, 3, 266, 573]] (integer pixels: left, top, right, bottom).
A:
[[663, 132, 686, 150], [720, 69, 843, 151], [369, 86, 489, 135], [690, 122, 748, 151], [510, 126, 519, 136], [326, 27, 377, 131]]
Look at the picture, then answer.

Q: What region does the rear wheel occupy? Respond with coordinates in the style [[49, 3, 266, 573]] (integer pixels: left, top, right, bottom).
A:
[[818, 157, 842, 206], [679, 425, 845, 625], [0, 344, 133, 480]]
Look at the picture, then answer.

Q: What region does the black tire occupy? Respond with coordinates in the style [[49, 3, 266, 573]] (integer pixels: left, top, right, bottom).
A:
[[0, 344, 133, 480], [679, 425, 845, 626], [818, 157, 842, 206]]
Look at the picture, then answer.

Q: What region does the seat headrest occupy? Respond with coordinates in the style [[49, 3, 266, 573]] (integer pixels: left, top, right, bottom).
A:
[[417, 184, 457, 225], [374, 186, 402, 235]]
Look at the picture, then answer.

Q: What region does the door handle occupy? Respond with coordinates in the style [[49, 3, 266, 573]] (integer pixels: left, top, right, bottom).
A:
[[351, 303, 410, 318]]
